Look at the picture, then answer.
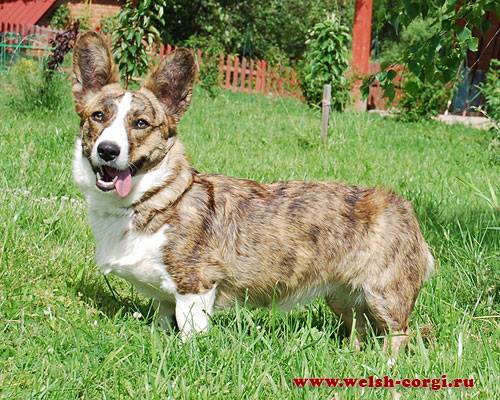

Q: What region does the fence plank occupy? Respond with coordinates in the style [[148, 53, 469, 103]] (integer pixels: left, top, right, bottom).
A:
[[232, 56, 239, 91], [224, 55, 232, 89], [218, 54, 224, 84], [248, 59, 254, 93], [261, 60, 267, 93], [240, 57, 247, 92], [255, 60, 261, 92]]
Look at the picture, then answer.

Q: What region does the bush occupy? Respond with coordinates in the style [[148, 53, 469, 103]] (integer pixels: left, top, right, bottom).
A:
[[396, 74, 451, 121], [158, 0, 354, 60], [480, 59, 500, 123], [50, 4, 71, 29], [112, 1, 165, 85], [374, 18, 455, 119], [182, 35, 224, 97], [299, 15, 351, 110], [99, 15, 118, 35], [2, 59, 70, 112]]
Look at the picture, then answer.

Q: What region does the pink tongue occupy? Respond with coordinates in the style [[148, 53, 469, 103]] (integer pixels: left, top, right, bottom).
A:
[[115, 169, 132, 198]]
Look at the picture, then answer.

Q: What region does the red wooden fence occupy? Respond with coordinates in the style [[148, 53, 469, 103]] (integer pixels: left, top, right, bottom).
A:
[[160, 43, 303, 99]]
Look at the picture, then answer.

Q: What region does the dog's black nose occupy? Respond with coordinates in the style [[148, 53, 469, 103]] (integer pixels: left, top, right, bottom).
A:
[[97, 141, 121, 161]]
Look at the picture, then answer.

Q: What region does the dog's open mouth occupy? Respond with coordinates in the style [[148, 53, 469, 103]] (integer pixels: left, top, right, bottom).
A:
[[96, 166, 133, 198]]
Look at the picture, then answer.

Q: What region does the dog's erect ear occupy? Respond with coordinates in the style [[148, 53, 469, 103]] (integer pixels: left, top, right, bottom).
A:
[[143, 48, 196, 122], [72, 31, 119, 112]]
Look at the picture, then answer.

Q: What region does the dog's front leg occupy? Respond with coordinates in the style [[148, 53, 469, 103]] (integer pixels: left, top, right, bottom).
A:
[[175, 286, 216, 341]]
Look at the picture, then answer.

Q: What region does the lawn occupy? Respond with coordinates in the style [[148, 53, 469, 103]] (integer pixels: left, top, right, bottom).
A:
[[0, 82, 498, 399]]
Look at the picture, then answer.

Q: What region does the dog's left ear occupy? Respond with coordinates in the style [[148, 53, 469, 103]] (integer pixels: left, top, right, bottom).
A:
[[143, 48, 196, 123]]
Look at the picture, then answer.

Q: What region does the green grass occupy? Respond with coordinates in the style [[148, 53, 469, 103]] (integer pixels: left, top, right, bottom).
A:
[[0, 82, 498, 399]]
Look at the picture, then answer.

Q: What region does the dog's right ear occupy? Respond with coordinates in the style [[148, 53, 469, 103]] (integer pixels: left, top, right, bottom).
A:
[[72, 31, 119, 113]]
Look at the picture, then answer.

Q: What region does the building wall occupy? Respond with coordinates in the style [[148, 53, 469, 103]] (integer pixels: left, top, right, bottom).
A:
[[67, 0, 121, 28]]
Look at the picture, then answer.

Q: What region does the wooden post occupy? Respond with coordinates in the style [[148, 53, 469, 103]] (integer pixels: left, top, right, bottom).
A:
[[321, 84, 331, 140]]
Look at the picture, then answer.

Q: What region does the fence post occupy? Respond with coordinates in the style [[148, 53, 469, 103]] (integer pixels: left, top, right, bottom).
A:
[[321, 84, 331, 140]]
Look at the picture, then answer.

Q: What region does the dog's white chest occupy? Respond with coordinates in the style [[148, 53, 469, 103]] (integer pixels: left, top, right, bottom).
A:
[[89, 211, 177, 300]]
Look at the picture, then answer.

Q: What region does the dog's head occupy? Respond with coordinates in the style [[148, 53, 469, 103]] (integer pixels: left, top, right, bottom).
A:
[[72, 31, 195, 198]]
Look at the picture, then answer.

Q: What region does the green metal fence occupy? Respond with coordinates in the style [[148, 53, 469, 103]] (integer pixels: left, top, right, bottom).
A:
[[0, 25, 58, 71]]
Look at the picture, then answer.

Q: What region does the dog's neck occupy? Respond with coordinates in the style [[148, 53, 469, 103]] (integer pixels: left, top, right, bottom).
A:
[[131, 137, 194, 232]]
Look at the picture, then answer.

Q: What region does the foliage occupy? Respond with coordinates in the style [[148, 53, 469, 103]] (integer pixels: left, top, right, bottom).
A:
[[50, 3, 89, 31], [99, 14, 118, 35], [397, 74, 451, 121], [1, 23, 78, 112], [46, 22, 80, 73], [2, 59, 69, 112], [369, 17, 454, 119], [158, 0, 354, 60], [183, 35, 224, 97], [50, 4, 71, 30], [299, 15, 351, 110], [479, 59, 500, 123], [371, 0, 499, 112], [112, 0, 166, 86]]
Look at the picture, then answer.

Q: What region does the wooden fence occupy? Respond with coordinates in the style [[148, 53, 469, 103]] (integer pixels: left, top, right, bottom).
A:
[[160, 44, 303, 100], [0, 22, 60, 48], [0, 22, 304, 100]]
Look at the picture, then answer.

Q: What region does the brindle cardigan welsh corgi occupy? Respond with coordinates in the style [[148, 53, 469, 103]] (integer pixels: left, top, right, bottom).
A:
[[72, 32, 434, 357]]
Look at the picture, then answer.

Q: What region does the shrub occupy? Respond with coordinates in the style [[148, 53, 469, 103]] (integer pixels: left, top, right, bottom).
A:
[[158, 0, 354, 60], [182, 35, 224, 97], [50, 4, 71, 29], [50, 4, 89, 31], [372, 17, 455, 119], [99, 15, 118, 35], [396, 74, 451, 121], [112, 0, 166, 86], [299, 15, 351, 110], [3, 59, 70, 113], [480, 59, 500, 123]]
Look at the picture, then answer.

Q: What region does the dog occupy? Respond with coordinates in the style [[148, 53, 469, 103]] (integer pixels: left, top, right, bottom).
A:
[[72, 32, 434, 356]]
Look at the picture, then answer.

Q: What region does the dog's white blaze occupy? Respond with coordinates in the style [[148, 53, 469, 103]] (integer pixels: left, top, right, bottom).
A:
[[91, 92, 132, 170], [175, 286, 217, 341]]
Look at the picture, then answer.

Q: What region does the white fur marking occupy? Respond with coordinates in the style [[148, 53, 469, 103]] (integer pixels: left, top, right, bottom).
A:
[[91, 213, 177, 301], [91, 92, 132, 170]]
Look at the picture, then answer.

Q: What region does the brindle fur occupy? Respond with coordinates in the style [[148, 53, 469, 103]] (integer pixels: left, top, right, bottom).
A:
[[72, 32, 434, 354]]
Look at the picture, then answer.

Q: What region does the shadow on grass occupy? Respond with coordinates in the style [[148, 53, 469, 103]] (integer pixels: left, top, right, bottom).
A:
[[76, 278, 157, 324]]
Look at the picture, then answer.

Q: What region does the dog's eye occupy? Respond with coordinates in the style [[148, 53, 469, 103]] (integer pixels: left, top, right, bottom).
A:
[[134, 119, 150, 129], [91, 111, 104, 122]]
